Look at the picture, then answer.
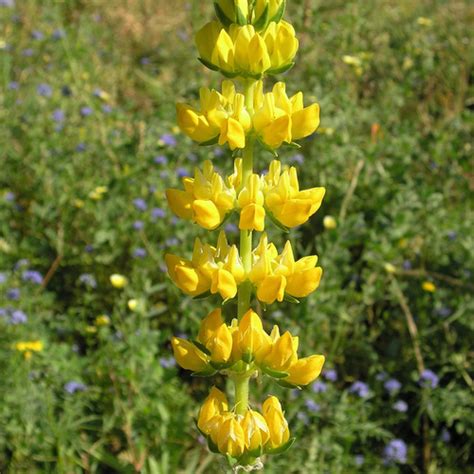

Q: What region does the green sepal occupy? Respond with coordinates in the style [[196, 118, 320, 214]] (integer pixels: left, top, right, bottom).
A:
[[198, 57, 219, 72], [266, 209, 290, 233], [207, 436, 221, 454], [266, 437, 296, 456], [210, 360, 235, 371], [191, 368, 218, 377], [284, 294, 300, 304], [256, 137, 280, 157], [213, 3, 232, 28], [221, 69, 241, 79], [247, 445, 264, 458], [252, 4, 269, 31], [235, 6, 248, 26], [191, 339, 211, 356], [270, 0, 286, 24], [198, 135, 220, 147], [276, 379, 301, 389], [226, 454, 239, 467], [267, 62, 295, 75], [242, 351, 254, 364], [261, 366, 289, 379], [287, 141, 302, 149], [192, 291, 212, 300]]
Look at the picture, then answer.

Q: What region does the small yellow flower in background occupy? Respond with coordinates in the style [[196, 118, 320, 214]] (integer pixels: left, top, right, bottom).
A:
[[73, 199, 85, 208], [417, 17, 433, 27], [384, 263, 397, 274], [85, 325, 97, 334], [127, 299, 138, 311], [422, 281, 436, 293], [0, 39, 7, 50], [323, 215, 337, 230], [95, 314, 110, 326], [402, 57, 414, 71], [317, 127, 335, 136], [0, 238, 12, 253], [15, 340, 44, 353], [342, 55, 362, 67], [88, 186, 108, 200], [110, 274, 128, 289]]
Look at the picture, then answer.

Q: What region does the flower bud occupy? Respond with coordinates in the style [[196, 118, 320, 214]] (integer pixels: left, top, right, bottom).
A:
[[241, 409, 270, 451], [253, 0, 286, 28], [214, 0, 249, 26], [171, 337, 209, 372], [285, 354, 325, 386], [236, 309, 271, 361], [262, 396, 290, 449], [198, 386, 228, 434], [214, 413, 246, 458]]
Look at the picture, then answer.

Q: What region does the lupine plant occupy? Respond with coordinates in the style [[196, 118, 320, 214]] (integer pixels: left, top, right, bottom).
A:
[[166, 1, 326, 471]]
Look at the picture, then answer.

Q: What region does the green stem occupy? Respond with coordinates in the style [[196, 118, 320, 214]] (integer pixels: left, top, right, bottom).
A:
[[233, 374, 250, 416]]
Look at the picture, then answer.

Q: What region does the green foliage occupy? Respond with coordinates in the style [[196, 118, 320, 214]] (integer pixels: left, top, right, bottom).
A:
[[0, 0, 472, 472]]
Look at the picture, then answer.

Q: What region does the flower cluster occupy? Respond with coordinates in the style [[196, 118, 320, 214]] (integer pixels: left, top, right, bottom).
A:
[[172, 308, 325, 387], [166, 159, 325, 230], [167, 1, 327, 469], [165, 233, 322, 303], [176, 81, 320, 150]]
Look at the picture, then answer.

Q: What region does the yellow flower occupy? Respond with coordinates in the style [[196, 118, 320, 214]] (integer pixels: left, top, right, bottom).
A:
[[262, 396, 290, 449], [95, 314, 110, 326], [238, 174, 265, 231], [384, 263, 396, 274], [198, 309, 233, 363], [110, 274, 128, 289], [176, 81, 250, 149], [241, 409, 270, 451], [198, 386, 229, 434], [285, 354, 325, 385], [264, 160, 325, 227], [233, 309, 272, 361], [422, 281, 436, 293], [253, 0, 286, 26], [171, 337, 209, 372], [166, 161, 236, 230], [15, 340, 44, 352], [323, 215, 337, 229], [127, 299, 138, 311], [417, 17, 433, 27], [214, 413, 246, 458]]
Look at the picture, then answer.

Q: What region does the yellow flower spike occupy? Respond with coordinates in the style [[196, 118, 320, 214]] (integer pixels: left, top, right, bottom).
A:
[[219, 117, 246, 150], [262, 396, 290, 449], [176, 104, 218, 143], [165, 188, 193, 220], [171, 337, 209, 372], [198, 308, 224, 346], [192, 200, 222, 229], [198, 386, 229, 434], [286, 266, 323, 298], [197, 308, 233, 363], [285, 354, 325, 386], [264, 330, 297, 371], [263, 21, 298, 71], [216, 414, 246, 458], [238, 174, 266, 231], [257, 274, 287, 304], [223, 245, 246, 283], [15, 340, 44, 353], [291, 102, 320, 140], [165, 254, 210, 296], [236, 309, 272, 361], [241, 409, 271, 451], [211, 267, 238, 299]]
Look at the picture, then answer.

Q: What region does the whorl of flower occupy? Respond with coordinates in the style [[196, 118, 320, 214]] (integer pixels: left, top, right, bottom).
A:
[[165, 233, 322, 304], [196, 20, 298, 78], [197, 387, 291, 460], [166, 159, 325, 231], [176, 81, 320, 150]]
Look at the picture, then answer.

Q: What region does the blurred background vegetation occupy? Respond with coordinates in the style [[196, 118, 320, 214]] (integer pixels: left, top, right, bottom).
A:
[[1, 0, 473, 472]]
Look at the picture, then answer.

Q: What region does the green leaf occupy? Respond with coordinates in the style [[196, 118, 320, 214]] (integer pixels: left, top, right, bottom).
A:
[[266, 437, 296, 455], [242, 351, 254, 364], [191, 339, 211, 356], [198, 57, 219, 72], [261, 366, 289, 379], [213, 3, 232, 28], [267, 62, 295, 75], [270, 0, 286, 23], [284, 294, 300, 304], [221, 69, 241, 79], [276, 379, 301, 390], [253, 5, 269, 31], [235, 6, 248, 26], [210, 360, 235, 370]]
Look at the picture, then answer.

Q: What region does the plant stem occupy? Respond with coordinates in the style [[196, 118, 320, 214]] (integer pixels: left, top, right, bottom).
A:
[[233, 373, 250, 416]]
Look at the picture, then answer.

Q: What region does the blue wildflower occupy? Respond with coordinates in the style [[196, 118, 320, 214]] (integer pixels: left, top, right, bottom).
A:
[[304, 399, 320, 412], [22, 48, 34, 57], [159, 357, 176, 369], [441, 428, 451, 443], [354, 455, 364, 466], [0, 0, 15, 7], [447, 231, 457, 241], [384, 378, 401, 395], [153, 155, 168, 165], [102, 104, 112, 113], [52, 109, 65, 122], [31, 30, 44, 40], [383, 439, 407, 464], [75, 143, 86, 152], [7, 288, 20, 300], [52, 28, 65, 40], [289, 153, 304, 164], [402, 260, 412, 270], [10, 309, 27, 324], [140, 57, 151, 65], [133, 198, 147, 211], [0, 307, 8, 318], [393, 400, 408, 413], [224, 223, 238, 234], [177, 167, 189, 178], [78, 273, 97, 288], [419, 369, 439, 389], [311, 380, 327, 393], [151, 207, 166, 220], [323, 368, 338, 382], [349, 381, 370, 398], [80, 106, 93, 117], [22, 270, 43, 285], [8, 81, 19, 90], [0, 272, 6, 284], [160, 133, 177, 146], [84, 244, 94, 253], [64, 381, 87, 394], [37, 84, 52, 97], [4, 191, 15, 202], [375, 371, 388, 381], [435, 306, 451, 318], [213, 147, 224, 157], [14, 259, 29, 270], [133, 248, 147, 258], [165, 237, 179, 247], [133, 220, 144, 230]]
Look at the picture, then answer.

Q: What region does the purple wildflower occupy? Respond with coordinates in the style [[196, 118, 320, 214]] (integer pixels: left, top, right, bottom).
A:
[[160, 170, 169, 179], [290, 153, 305, 165], [37, 84, 52, 97], [102, 104, 112, 114], [323, 369, 338, 382], [133, 198, 147, 211], [84, 244, 94, 253], [375, 371, 388, 381], [31, 30, 44, 40], [225, 223, 238, 234], [52, 29, 65, 40], [159, 357, 176, 369], [402, 260, 412, 270], [441, 428, 451, 443], [140, 57, 151, 65], [52, 109, 65, 122], [151, 207, 166, 220], [213, 147, 224, 157], [75, 143, 86, 152], [296, 412, 309, 425], [133, 248, 147, 258], [177, 167, 189, 178], [393, 400, 408, 413], [165, 237, 179, 247], [384, 378, 401, 395], [160, 133, 177, 146], [383, 439, 407, 464], [64, 381, 87, 394], [8, 81, 19, 90], [4, 191, 15, 202], [153, 155, 168, 165], [14, 259, 29, 270], [447, 230, 457, 241], [10, 310, 27, 324], [304, 399, 320, 412], [0, 0, 15, 7], [22, 48, 34, 57], [419, 369, 439, 389], [7, 288, 20, 300], [311, 380, 327, 393], [78, 273, 97, 288], [133, 220, 144, 230], [435, 306, 451, 318], [0, 307, 8, 318], [354, 455, 364, 466], [80, 106, 93, 117], [0, 272, 6, 284], [349, 381, 370, 398], [22, 270, 43, 285]]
